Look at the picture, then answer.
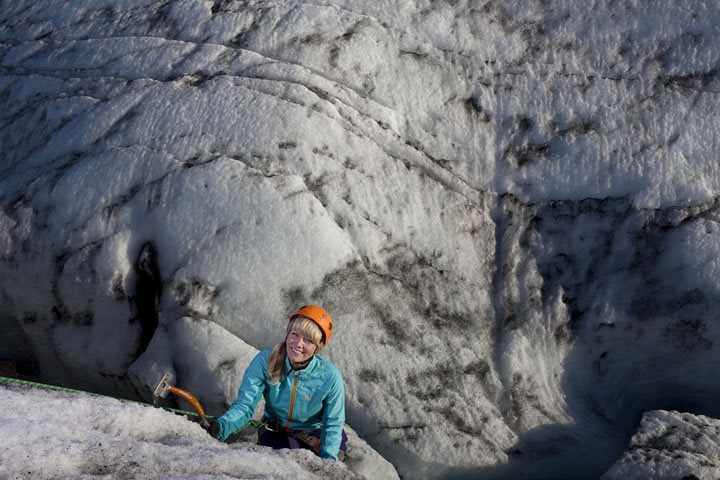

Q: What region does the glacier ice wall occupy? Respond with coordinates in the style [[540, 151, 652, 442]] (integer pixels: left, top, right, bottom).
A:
[[2, 1, 720, 478]]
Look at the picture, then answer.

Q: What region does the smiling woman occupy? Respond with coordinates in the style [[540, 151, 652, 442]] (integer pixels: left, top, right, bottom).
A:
[[287, 328, 318, 363], [206, 306, 347, 461], [271, 306, 333, 379]]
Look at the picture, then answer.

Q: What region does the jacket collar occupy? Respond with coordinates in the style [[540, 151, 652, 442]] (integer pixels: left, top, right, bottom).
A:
[[284, 353, 318, 375]]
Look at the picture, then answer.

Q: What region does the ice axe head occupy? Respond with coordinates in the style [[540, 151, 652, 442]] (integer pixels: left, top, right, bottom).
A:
[[152, 372, 174, 400]]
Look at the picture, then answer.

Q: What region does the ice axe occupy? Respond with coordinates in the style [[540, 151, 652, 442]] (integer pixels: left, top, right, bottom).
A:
[[153, 372, 210, 429]]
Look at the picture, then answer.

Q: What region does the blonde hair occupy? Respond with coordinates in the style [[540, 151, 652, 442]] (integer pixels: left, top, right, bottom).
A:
[[267, 316, 324, 384]]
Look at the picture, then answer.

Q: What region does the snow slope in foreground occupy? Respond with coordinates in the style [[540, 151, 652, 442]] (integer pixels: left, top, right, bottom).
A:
[[0, 381, 397, 480]]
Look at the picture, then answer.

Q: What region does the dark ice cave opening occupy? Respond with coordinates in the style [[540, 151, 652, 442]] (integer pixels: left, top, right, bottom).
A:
[[0, 313, 40, 379], [133, 241, 161, 358]]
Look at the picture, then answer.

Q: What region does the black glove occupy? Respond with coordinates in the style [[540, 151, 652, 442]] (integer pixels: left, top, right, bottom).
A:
[[204, 420, 220, 439]]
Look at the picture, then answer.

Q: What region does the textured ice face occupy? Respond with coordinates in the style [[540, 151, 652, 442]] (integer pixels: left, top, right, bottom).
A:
[[1, 1, 720, 479], [602, 410, 720, 480]]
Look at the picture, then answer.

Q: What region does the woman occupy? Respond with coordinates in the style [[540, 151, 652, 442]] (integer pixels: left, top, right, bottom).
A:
[[207, 305, 347, 461]]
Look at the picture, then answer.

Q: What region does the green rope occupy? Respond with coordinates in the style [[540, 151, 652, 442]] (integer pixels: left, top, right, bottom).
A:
[[0, 375, 209, 417], [0, 375, 265, 431], [244, 419, 265, 429]]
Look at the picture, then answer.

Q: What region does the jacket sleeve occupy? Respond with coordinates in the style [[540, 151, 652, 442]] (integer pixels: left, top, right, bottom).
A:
[[215, 350, 268, 441], [319, 367, 345, 460]]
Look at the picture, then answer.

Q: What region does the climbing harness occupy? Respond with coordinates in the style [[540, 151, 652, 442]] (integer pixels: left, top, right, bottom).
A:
[[260, 417, 346, 461]]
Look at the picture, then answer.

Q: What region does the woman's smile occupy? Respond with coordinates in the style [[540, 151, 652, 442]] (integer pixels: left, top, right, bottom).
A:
[[286, 330, 317, 364]]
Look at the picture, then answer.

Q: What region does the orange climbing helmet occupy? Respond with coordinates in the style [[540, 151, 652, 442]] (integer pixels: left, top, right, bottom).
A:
[[290, 305, 334, 345]]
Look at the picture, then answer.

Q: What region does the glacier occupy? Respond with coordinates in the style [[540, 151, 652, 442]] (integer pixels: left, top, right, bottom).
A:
[[1, 1, 720, 478]]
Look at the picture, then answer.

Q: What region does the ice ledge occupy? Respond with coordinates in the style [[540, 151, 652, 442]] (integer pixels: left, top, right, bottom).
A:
[[601, 410, 720, 479]]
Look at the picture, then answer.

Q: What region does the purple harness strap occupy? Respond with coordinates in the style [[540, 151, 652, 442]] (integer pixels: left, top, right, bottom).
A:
[[258, 422, 348, 460]]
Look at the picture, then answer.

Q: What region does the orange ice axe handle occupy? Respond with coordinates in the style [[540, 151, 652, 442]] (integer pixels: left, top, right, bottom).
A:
[[153, 372, 210, 428], [168, 385, 209, 428]]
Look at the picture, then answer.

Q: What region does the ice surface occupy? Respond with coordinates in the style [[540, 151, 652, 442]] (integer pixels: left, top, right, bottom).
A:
[[602, 410, 720, 480], [0, 380, 386, 479], [1, 1, 720, 479]]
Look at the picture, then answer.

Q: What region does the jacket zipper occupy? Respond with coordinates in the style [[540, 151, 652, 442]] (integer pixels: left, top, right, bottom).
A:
[[285, 375, 299, 429]]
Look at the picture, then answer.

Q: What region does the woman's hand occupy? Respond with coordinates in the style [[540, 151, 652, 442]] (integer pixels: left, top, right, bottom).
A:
[[203, 420, 221, 439]]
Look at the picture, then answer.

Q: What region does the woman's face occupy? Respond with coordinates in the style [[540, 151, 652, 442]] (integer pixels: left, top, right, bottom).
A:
[[286, 329, 318, 364]]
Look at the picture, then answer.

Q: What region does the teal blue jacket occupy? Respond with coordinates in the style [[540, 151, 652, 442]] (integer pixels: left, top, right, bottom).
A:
[[215, 348, 345, 460]]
